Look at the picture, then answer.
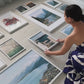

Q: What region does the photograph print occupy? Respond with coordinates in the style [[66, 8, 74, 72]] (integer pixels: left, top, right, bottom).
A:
[[23, 5, 64, 32], [0, 50, 62, 84], [44, 0, 62, 8], [60, 25, 73, 36], [29, 31, 58, 51], [26, 1, 36, 8], [16, 6, 28, 13], [0, 38, 25, 60], [0, 11, 28, 33], [56, 3, 69, 13]]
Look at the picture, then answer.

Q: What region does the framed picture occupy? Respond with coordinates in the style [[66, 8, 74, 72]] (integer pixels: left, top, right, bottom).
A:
[[0, 11, 28, 33], [0, 49, 62, 84], [0, 59, 7, 71], [23, 4, 64, 32], [29, 31, 58, 51], [44, 0, 62, 8], [0, 38, 25, 60], [16, 6, 28, 13], [0, 32, 4, 39], [26, 1, 36, 8], [60, 25, 73, 36], [56, 3, 69, 13]]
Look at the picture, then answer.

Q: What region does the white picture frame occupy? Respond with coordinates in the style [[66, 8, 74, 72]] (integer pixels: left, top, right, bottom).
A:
[[29, 31, 59, 51], [0, 38, 25, 60], [44, 0, 62, 8], [0, 59, 7, 71], [0, 11, 28, 33], [23, 4, 65, 32], [56, 3, 69, 13], [0, 32, 4, 39], [0, 49, 62, 84], [59, 25, 73, 36]]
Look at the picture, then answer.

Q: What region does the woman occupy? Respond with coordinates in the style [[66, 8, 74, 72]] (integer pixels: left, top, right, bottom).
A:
[[44, 4, 84, 84]]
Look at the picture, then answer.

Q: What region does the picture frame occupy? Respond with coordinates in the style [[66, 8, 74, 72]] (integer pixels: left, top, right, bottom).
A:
[[0, 32, 4, 39], [0, 49, 62, 84], [0, 11, 28, 33], [0, 59, 7, 71], [26, 1, 36, 8], [0, 38, 25, 60], [59, 25, 73, 36], [16, 5, 28, 13], [23, 4, 65, 32], [44, 0, 62, 8], [56, 3, 69, 13], [29, 31, 59, 51]]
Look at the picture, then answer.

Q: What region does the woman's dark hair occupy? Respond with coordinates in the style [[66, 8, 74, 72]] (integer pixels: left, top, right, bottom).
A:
[[65, 4, 84, 22]]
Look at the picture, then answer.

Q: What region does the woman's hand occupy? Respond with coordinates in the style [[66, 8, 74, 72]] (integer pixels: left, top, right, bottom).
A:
[[56, 39, 65, 43], [44, 50, 52, 56]]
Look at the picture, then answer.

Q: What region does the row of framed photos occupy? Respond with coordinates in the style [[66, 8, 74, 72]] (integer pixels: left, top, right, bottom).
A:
[[0, 24, 73, 71], [0, 0, 69, 34]]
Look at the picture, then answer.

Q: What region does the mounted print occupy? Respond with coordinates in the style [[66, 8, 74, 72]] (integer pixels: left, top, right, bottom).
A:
[[16, 6, 28, 13], [44, 0, 62, 8], [0, 32, 4, 39], [0, 38, 25, 60], [56, 3, 69, 13], [26, 1, 36, 8], [0, 11, 28, 33], [23, 4, 64, 32], [0, 50, 62, 84], [29, 31, 58, 51], [60, 25, 73, 36], [0, 59, 7, 71]]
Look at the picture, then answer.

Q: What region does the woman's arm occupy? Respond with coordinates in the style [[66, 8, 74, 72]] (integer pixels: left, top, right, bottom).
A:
[[44, 36, 74, 56]]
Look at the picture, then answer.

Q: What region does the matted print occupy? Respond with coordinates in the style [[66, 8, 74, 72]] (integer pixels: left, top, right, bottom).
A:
[[0, 32, 4, 39], [0, 38, 25, 60], [29, 31, 58, 51], [0, 11, 28, 33], [26, 1, 36, 8], [56, 3, 68, 13], [44, 0, 62, 8], [23, 5, 64, 32], [0, 49, 62, 84], [0, 59, 7, 71], [60, 25, 73, 36], [16, 6, 28, 13]]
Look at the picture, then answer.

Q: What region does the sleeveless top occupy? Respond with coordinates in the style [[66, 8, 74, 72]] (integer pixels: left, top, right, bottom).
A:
[[63, 43, 84, 84]]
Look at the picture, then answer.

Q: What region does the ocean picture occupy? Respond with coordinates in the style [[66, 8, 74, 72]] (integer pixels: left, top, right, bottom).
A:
[[47, 0, 59, 6], [30, 31, 57, 51], [0, 50, 61, 84], [61, 25, 73, 35], [0, 38, 25, 59], [30, 8, 61, 26]]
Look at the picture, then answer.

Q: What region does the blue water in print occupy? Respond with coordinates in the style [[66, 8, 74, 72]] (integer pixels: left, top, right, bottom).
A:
[[18, 63, 48, 84]]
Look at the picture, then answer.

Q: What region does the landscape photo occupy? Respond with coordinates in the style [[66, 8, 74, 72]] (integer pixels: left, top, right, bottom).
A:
[[0, 50, 62, 84], [0, 38, 25, 59], [30, 8, 60, 26], [60, 25, 73, 36], [23, 5, 64, 32], [45, 0, 62, 8], [30, 31, 58, 51], [16, 6, 27, 12], [0, 11, 27, 33]]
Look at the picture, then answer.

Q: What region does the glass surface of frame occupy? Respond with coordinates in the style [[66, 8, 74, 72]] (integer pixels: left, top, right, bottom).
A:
[[0, 38, 25, 60], [29, 31, 58, 51], [0, 49, 62, 84], [23, 4, 64, 32]]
